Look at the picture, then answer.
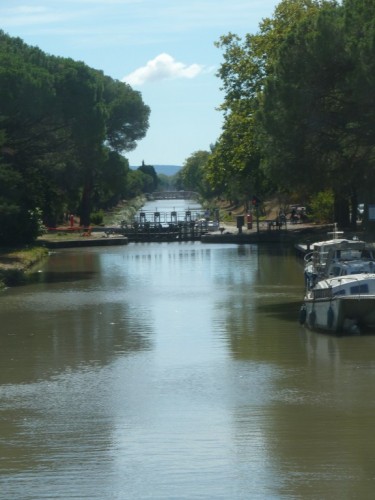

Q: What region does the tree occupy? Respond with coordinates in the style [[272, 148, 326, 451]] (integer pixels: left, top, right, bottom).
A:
[[207, 111, 265, 206], [212, 0, 374, 228], [126, 169, 151, 198], [211, 1, 326, 203], [342, 0, 375, 225], [0, 31, 151, 240], [260, 0, 375, 227], [260, 3, 345, 188], [103, 77, 150, 153], [94, 151, 130, 209], [137, 161, 159, 192], [0, 33, 66, 239], [178, 150, 215, 199]]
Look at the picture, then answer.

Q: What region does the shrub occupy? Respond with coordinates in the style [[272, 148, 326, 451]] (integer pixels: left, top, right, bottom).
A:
[[309, 191, 334, 223], [0, 207, 45, 246], [90, 210, 104, 225]]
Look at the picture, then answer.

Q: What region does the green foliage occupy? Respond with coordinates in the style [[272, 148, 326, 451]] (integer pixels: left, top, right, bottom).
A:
[[0, 30, 150, 243], [104, 77, 150, 152], [309, 190, 334, 223], [157, 173, 176, 190], [178, 150, 215, 199], [94, 151, 130, 209], [211, 0, 375, 227], [0, 246, 48, 285], [90, 210, 105, 225], [210, 1, 324, 204], [126, 169, 153, 197], [0, 207, 44, 246], [137, 162, 159, 192]]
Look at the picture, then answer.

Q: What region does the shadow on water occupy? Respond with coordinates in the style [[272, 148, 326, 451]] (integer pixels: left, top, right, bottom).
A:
[[27, 270, 97, 285], [257, 300, 303, 322], [264, 301, 375, 336]]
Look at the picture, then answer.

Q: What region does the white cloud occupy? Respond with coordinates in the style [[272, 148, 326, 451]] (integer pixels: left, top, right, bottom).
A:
[[122, 53, 204, 86]]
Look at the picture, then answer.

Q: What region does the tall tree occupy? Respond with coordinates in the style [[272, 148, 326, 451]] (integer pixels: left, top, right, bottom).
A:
[[0, 33, 66, 239], [137, 161, 159, 192], [211, 0, 327, 202], [342, 0, 375, 221], [260, 0, 375, 226], [0, 31, 151, 239], [179, 150, 214, 199]]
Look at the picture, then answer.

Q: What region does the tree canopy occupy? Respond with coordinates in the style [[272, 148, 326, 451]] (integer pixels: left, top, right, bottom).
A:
[[2, 0, 375, 244], [0, 31, 150, 244], [206, 0, 375, 227]]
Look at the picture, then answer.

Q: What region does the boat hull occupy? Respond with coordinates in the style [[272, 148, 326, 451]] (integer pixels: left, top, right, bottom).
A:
[[302, 296, 375, 334]]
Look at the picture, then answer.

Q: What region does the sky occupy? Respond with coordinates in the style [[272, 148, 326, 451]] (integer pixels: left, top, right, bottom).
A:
[[1, 0, 281, 166]]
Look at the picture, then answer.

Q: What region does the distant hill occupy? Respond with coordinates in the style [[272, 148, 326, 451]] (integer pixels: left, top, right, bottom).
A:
[[154, 165, 181, 176], [131, 164, 181, 176]]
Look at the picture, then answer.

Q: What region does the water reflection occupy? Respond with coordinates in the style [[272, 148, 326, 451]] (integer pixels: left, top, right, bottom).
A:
[[1, 238, 375, 498]]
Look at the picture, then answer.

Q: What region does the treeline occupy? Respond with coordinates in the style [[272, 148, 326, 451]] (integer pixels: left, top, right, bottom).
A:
[[178, 0, 374, 228], [2, 0, 373, 246], [0, 31, 152, 245]]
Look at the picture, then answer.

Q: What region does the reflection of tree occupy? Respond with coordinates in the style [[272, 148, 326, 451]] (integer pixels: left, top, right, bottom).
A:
[[262, 330, 375, 498], [0, 270, 154, 482], [222, 251, 375, 498], [0, 250, 154, 385], [217, 247, 303, 361], [0, 302, 153, 385]]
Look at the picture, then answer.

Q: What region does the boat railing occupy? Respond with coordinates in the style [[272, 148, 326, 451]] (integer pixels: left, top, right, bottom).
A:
[[305, 250, 331, 277], [327, 223, 343, 240], [304, 251, 315, 263]]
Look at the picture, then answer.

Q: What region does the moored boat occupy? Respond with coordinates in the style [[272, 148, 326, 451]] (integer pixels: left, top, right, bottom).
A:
[[300, 274, 375, 334], [303, 227, 374, 288], [299, 227, 375, 334]]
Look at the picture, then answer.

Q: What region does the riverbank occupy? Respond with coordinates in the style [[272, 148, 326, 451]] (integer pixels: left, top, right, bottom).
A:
[[0, 197, 146, 287], [0, 197, 367, 287], [38, 231, 128, 248], [0, 246, 49, 288], [0, 223, 367, 288]]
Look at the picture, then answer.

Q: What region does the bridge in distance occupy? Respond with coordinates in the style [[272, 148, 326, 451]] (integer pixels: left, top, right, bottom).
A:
[[147, 190, 199, 200]]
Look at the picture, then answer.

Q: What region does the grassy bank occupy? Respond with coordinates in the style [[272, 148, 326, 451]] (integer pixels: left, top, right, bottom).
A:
[[0, 197, 146, 288], [0, 246, 49, 288], [102, 195, 146, 226]]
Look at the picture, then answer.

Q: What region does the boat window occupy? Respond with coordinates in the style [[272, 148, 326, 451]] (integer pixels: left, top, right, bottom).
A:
[[361, 250, 372, 259], [313, 288, 333, 299], [350, 284, 369, 294], [333, 289, 346, 296], [351, 267, 365, 274], [332, 266, 341, 276], [342, 250, 361, 260]]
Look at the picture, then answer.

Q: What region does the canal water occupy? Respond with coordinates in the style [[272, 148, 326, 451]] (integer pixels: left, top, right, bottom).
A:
[[1, 199, 375, 499]]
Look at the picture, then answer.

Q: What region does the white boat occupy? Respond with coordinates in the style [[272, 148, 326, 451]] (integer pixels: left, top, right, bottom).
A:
[[303, 227, 374, 287], [301, 274, 375, 334], [300, 227, 375, 334]]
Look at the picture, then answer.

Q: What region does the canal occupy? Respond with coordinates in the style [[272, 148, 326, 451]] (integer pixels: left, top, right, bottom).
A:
[[1, 199, 375, 499]]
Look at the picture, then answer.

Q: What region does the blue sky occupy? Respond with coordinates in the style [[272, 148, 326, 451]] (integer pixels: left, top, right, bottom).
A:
[[1, 0, 280, 166]]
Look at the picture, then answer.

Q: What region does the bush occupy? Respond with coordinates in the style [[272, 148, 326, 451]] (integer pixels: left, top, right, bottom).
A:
[[0, 207, 44, 246], [90, 210, 104, 225], [309, 191, 334, 223]]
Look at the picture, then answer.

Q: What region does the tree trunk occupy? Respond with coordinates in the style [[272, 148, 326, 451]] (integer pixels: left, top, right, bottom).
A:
[[80, 175, 92, 227], [349, 192, 358, 229], [334, 193, 350, 228]]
